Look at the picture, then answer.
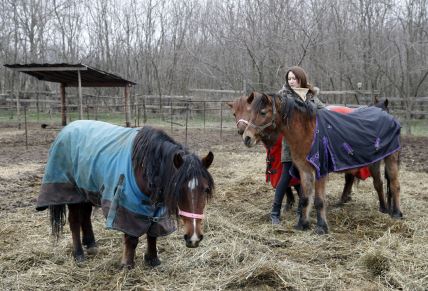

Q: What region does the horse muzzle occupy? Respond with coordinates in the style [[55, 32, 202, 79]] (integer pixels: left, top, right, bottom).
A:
[[243, 133, 257, 148], [184, 234, 203, 248]]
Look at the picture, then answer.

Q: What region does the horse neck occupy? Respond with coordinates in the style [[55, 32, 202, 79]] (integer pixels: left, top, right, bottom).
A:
[[279, 106, 316, 158]]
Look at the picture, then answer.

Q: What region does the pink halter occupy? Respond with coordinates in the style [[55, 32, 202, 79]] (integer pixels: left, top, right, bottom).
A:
[[178, 208, 204, 220]]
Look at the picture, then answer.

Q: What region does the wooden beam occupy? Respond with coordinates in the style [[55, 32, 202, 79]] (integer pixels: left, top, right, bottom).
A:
[[11, 66, 88, 72], [60, 83, 67, 126], [188, 88, 244, 94], [124, 85, 131, 127], [78, 70, 83, 119]]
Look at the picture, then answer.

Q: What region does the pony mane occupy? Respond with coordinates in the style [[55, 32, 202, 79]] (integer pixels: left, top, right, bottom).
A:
[[252, 92, 316, 126], [279, 93, 316, 125], [132, 126, 214, 215]]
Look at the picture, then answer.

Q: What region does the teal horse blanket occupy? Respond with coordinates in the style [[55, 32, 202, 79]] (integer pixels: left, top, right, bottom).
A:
[[37, 120, 175, 237]]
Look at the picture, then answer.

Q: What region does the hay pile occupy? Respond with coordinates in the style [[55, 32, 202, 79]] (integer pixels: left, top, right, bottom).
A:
[[1, 128, 428, 290]]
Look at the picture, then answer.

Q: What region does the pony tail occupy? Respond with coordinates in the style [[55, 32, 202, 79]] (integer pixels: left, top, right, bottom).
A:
[[49, 205, 66, 241]]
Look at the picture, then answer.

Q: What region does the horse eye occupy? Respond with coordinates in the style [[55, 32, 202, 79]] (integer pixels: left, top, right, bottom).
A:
[[260, 111, 267, 116]]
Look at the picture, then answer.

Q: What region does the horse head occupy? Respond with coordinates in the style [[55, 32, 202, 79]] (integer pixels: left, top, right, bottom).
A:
[[373, 96, 389, 113], [242, 92, 282, 148], [227, 95, 252, 135], [169, 151, 214, 248]]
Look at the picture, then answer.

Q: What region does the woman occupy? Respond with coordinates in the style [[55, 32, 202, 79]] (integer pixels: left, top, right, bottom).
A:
[[271, 66, 323, 224]]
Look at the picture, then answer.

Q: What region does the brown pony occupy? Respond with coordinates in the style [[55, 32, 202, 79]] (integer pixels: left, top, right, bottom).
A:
[[242, 92, 401, 234], [227, 96, 389, 205], [36, 121, 214, 268]]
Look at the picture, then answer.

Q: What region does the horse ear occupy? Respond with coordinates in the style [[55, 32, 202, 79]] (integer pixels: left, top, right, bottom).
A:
[[201, 151, 214, 169], [261, 93, 271, 105], [247, 92, 255, 104], [173, 153, 184, 169], [226, 101, 233, 108], [384, 98, 389, 108]]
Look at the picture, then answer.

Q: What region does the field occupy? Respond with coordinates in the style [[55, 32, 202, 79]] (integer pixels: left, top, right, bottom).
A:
[[0, 123, 427, 290]]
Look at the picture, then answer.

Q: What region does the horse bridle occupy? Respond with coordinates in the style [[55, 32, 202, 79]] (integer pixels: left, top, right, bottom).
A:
[[178, 208, 204, 219], [247, 94, 277, 132], [236, 119, 249, 127]]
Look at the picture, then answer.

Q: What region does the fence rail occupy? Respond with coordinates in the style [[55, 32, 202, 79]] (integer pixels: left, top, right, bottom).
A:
[[1, 92, 427, 134]]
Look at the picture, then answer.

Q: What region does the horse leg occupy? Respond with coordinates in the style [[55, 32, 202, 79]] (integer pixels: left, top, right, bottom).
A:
[[68, 203, 84, 262], [284, 187, 295, 211], [80, 202, 97, 255], [368, 162, 388, 214], [339, 173, 355, 204], [314, 177, 329, 234], [294, 184, 302, 216], [294, 166, 314, 231], [144, 235, 161, 267], [121, 234, 139, 269], [385, 153, 402, 219]]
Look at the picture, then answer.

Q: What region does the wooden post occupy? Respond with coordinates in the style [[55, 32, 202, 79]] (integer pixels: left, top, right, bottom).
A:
[[203, 101, 206, 132], [143, 95, 147, 123], [134, 96, 138, 127], [185, 102, 189, 146], [95, 94, 98, 120], [124, 85, 131, 127], [78, 69, 83, 119], [15, 78, 21, 129], [24, 105, 28, 150], [220, 101, 223, 140], [36, 92, 40, 121], [60, 83, 67, 126], [170, 100, 173, 133]]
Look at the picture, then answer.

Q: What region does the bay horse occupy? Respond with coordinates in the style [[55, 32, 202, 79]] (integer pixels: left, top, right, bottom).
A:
[[242, 92, 401, 234], [36, 120, 214, 268], [227, 96, 389, 206]]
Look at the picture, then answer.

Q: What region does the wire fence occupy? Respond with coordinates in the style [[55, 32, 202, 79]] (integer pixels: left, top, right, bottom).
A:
[[1, 92, 428, 142]]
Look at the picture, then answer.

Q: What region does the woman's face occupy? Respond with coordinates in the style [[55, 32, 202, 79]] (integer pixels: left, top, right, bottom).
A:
[[288, 71, 301, 88]]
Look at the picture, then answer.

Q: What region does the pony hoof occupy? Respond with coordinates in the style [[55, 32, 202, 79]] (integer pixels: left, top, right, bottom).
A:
[[86, 246, 98, 256], [341, 196, 352, 203], [144, 254, 161, 267], [120, 263, 135, 270], [74, 254, 85, 263], [379, 206, 389, 214], [294, 221, 310, 231], [391, 211, 403, 219], [314, 225, 329, 235]]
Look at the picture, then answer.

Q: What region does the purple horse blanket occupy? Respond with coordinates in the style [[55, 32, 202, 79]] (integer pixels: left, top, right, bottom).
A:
[[307, 106, 401, 179]]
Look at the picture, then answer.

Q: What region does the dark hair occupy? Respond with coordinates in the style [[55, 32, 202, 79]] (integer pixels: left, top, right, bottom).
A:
[[132, 126, 214, 214], [285, 66, 316, 95]]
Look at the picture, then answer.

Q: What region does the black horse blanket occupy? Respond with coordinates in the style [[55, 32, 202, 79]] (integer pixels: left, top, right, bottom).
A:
[[307, 107, 401, 179], [36, 120, 176, 237]]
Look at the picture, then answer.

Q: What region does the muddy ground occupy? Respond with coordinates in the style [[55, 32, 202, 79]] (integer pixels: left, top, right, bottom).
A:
[[0, 124, 427, 290]]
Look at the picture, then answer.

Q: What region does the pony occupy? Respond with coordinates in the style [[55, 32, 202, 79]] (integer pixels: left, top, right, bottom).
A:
[[242, 92, 401, 234], [227, 96, 298, 210], [227, 96, 390, 206], [36, 120, 214, 268]]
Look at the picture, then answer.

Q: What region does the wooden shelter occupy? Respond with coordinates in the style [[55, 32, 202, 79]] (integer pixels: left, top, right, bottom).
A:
[[4, 63, 136, 127]]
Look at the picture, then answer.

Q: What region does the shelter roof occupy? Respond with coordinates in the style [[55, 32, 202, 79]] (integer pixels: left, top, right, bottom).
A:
[[4, 63, 136, 87]]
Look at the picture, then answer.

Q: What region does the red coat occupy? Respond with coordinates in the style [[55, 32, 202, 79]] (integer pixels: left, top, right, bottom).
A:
[[265, 135, 299, 188]]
